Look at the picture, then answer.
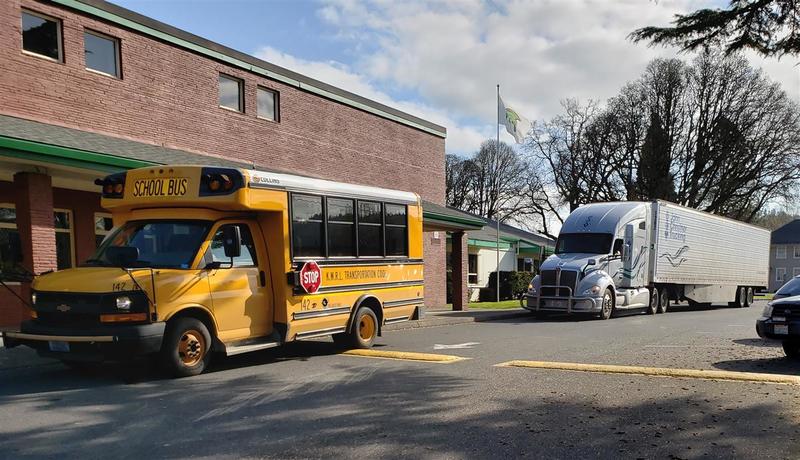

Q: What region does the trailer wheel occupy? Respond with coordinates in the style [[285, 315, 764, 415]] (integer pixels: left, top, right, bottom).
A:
[[647, 288, 658, 315], [736, 286, 748, 308], [600, 289, 614, 320], [657, 288, 669, 314], [782, 340, 800, 360], [745, 287, 754, 307]]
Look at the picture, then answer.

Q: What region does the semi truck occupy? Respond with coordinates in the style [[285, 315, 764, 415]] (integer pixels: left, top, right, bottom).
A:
[[524, 201, 770, 319]]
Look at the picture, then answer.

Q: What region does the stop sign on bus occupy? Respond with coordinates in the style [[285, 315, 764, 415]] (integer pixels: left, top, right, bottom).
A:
[[299, 261, 322, 294]]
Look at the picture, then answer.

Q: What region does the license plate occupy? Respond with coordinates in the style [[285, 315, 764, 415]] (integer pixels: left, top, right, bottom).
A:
[[547, 299, 569, 309], [774, 324, 789, 335], [131, 177, 188, 198], [48, 341, 70, 352]]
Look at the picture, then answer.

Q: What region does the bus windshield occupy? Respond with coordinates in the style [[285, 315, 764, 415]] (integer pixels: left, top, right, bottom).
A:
[[88, 220, 211, 269], [555, 233, 613, 255]]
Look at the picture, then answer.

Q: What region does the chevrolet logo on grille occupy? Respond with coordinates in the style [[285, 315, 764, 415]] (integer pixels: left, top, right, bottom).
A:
[[56, 304, 71, 312]]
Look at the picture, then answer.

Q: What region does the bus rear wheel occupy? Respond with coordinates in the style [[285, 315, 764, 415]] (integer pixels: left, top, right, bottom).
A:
[[159, 317, 212, 378], [348, 307, 379, 349]]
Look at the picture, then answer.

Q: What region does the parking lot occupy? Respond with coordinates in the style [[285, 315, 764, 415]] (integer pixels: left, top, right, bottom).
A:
[[1, 301, 799, 459]]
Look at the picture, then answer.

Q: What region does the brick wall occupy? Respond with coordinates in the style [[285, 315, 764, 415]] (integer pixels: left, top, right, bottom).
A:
[[0, 0, 446, 206], [424, 232, 447, 309]]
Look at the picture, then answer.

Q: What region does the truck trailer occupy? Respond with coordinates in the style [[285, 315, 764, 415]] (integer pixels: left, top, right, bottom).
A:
[[524, 201, 770, 319]]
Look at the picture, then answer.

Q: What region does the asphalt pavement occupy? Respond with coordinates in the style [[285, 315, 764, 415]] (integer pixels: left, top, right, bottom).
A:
[[1, 300, 798, 459]]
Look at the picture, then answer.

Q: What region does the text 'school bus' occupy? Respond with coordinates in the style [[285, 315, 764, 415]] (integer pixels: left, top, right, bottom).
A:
[[3, 166, 424, 377]]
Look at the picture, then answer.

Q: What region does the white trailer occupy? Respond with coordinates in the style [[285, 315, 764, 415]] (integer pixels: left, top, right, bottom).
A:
[[524, 200, 770, 319]]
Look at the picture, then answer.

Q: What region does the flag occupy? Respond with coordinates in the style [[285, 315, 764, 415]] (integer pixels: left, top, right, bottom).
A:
[[498, 96, 532, 144]]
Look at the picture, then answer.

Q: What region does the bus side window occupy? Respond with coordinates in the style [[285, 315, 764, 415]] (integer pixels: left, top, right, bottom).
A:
[[206, 224, 258, 267]]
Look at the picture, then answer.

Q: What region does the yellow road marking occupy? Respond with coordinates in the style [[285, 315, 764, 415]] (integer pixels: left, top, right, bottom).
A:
[[496, 360, 800, 385], [342, 349, 468, 363]]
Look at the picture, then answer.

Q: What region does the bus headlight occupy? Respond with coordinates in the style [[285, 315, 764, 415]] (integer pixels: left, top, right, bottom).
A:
[[116, 296, 132, 311], [762, 303, 773, 318], [582, 285, 601, 296]]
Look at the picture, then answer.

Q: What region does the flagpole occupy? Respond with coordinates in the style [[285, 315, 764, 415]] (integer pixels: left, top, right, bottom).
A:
[[496, 84, 500, 303]]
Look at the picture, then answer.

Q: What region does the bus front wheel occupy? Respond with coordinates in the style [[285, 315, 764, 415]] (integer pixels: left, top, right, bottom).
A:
[[159, 317, 212, 378]]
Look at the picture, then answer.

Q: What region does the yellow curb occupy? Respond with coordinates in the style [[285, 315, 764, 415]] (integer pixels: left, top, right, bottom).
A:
[[341, 349, 468, 363], [495, 360, 800, 385]]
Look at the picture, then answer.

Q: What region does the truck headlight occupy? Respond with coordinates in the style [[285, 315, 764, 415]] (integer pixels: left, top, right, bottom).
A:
[[528, 283, 536, 295], [116, 296, 132, 311], [762, 303, 773, 317], [582, 285, 601, 296], [31, 292, 37, 305]]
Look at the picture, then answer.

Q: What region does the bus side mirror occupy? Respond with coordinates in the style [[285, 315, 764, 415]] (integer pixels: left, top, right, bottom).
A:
[[106, 246, 139, 267], [222, 226, 242, 259]]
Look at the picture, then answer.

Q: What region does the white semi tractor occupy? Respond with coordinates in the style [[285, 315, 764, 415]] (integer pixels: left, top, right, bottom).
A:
[[524, 201, 770, 319]]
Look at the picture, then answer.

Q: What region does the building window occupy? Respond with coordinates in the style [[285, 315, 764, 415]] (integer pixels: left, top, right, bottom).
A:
[[257, 87, 278, 121], [794, 267, 800, 278], [327, 198, 355, 257], [384, 204, 407, 256], [21, 10, 63, 62], [468, 253, 478, 285], [219, 74, 243, 112], [794, 246, 800, 259], [358, 201, 383, 257], [0, 204, 23, 280], [54, 209, 74, 270], [777, 267, 787, 282], [777, 246, 787, 259], [292, 194, 324, 258], [94, 213, 114, 248], [517, 258, 533, 272], [84, 30, 120, 77]]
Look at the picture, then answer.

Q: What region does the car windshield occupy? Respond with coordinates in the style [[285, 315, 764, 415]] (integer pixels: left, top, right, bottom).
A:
[[776, 277, 800, 297], [88, 221, 211, 269], [555, 233, 613, 255]]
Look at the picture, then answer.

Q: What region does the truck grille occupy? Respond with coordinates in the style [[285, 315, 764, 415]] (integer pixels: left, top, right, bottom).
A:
[[541, 269, 578, 297]]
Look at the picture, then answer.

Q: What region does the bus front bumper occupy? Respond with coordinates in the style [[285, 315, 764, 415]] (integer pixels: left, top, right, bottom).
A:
[[523, 294, 602, 314], [3, 320, 165, 362]]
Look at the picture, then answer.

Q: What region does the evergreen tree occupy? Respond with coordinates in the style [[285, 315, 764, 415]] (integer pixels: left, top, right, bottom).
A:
[[636, 112, 676, 201]]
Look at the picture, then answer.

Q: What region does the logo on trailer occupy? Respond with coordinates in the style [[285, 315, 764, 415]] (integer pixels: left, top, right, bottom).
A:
[[299, 261, 322, 294]]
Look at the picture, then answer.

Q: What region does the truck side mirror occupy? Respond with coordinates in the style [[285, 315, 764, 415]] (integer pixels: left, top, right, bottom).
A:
[[222, 225, 242, 259], [587, 259, 596, 266]]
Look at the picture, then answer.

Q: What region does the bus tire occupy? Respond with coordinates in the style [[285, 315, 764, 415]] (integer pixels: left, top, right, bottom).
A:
[[348, 307, 379, 349], [159, 317, 212, 378]]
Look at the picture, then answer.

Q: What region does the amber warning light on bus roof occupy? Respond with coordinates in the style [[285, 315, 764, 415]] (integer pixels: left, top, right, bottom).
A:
[[94, 172, 127, 199], [199, 167, 244, 196]]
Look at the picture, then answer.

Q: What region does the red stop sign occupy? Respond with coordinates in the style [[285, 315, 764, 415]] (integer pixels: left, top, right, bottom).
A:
[[299, 261, 322, 294]]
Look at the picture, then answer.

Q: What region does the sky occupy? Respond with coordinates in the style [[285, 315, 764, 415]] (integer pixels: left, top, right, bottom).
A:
[[114, 0, 800, 156]]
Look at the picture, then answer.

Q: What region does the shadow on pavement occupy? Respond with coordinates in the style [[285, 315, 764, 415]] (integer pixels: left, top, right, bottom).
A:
[[712, 355, 800, 376], [1, 361, 798, 459], [732, 338, 781, 348]]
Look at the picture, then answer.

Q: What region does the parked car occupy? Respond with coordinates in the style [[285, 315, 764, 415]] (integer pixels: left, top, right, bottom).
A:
[[756, 295, 800, 359], [774, 275, 800, 300]]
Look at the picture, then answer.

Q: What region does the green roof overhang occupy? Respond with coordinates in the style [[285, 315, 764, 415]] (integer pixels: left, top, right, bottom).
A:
[[423, 210, 485, 230], [0, 135, 157, 173]]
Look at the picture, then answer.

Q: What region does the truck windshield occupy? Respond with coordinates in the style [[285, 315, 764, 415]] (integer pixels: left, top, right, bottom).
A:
[[88, 221, 211, 269], [555, 233, 613, 255]]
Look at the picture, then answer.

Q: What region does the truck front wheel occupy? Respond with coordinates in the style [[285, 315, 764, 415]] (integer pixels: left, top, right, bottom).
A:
[[783, 340, 800, 360], [600, 289, 614, 320], [159, 317, 212, 378], [647, 288, 658, 315], [657, 288, 669, 314]]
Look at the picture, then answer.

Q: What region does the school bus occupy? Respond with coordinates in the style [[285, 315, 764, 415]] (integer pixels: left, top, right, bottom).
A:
[[3, 165, 424, 377]]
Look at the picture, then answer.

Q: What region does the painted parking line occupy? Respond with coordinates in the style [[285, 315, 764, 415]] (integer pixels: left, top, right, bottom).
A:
[[341, 349, 468, 363], [495, 360, 800, 385]]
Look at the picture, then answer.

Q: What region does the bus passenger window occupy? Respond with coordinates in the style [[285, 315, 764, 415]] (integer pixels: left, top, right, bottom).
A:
[[385, 204, 407, 256], [358, 201, 382, 256], [292, 194, 324, 257], [208, 224, 258, 267]]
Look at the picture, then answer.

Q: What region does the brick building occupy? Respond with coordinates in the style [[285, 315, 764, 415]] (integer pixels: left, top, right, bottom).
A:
[[0, 0, 479, 328]]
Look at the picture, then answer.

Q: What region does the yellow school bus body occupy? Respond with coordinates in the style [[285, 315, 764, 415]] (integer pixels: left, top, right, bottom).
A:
[[6, 165, 423, 375]]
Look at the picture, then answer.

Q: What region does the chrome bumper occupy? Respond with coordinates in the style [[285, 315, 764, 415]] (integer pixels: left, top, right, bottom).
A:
[[523, 289, 601, 314]]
